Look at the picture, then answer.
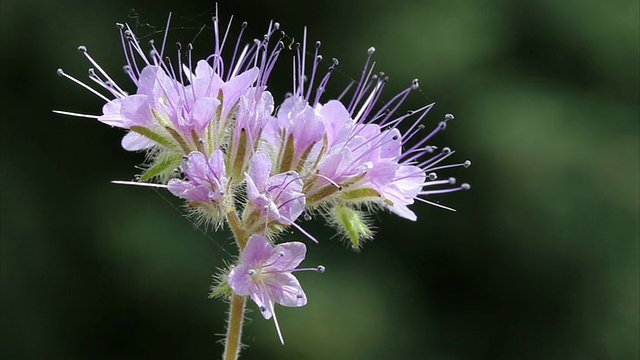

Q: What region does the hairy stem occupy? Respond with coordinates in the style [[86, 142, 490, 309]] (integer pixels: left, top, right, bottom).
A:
[[223, 294, 246, 360], [222, 209, 248, 359], [227, 209, 248, 248]]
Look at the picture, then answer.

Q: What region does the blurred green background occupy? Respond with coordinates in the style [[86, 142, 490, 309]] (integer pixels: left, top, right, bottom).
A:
[[1, 0, 638, 359]]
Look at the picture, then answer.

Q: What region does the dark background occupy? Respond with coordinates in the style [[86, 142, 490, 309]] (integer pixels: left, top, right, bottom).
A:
[[1, 0, 638, 359]]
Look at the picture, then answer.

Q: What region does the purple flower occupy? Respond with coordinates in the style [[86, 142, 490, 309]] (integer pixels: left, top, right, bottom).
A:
[[245, 153, 305, 228], [167, 150, 228, 219], [227, 234, 323, 344]]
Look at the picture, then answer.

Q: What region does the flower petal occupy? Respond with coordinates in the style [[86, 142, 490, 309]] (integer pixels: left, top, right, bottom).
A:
[[121, 131, 156, 151], [266, 273, 307, 307], [268, 241, 307, 271], [241, 234, 274, 267], [248, 152, 272, 191]]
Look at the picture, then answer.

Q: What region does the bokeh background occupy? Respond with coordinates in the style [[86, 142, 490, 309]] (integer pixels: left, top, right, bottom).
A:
[[1, 0, 638, 359]]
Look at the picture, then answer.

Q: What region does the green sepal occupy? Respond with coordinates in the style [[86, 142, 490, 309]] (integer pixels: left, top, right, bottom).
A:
[[209, 279, 232, 299], [341, 188, 381, 201], [306, 184, 341, 203], [151, 108, 171, 128], [164, 126, 191, 154], [139, 153, 182, 181], [230, 129, 248, 183], [129, 126, 173, 148], [278, 133, 295, 173]]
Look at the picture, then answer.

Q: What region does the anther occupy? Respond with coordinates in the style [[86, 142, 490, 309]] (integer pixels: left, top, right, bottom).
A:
[[332, 58, 339, 66], [88, 68, 96, 77], [418, 124, 425, 130], [445, 113, 455, 121], [303, 213, 312, 221], [392, 134, 399, 141], [337, 185, 343, 191], [123, 65, 131, 72], [448, 177, 456, 184], [461, 183, 471, 190], [442, 147, 451, 154], [274, 22, 280, 30], [248, 269, 256, 275], [296, 294, 303, 299], [182, 156, 189, 161], [77, 46, 87, 52], [317, 55, 323, 61], [315, 41, 321, 48], [199, 138, 205, 144], [278, 251, 285, 257], [56, 69, 64, 76], [259, 306, 266, 312], [463, 160, 471, 168], [367, 47, 376, 55], [428, 172, 437, 180], [187, 43, 193, 51], [115, 23, 125, 29], [176, 42, 182, 50], [149, 39, 154, 45], [412, 79, 420, 89], [316, 265, 325, 273], [241, 21, 248, 28]]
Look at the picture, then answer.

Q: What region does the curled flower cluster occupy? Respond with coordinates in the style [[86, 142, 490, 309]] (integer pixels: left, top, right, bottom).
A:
[[56, 11, 469, 346]]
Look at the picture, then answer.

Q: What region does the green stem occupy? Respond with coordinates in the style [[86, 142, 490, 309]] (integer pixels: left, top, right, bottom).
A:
[[223, 294, 246, 360], [227, 209, 248, 248], [222, 210, 248, 360]]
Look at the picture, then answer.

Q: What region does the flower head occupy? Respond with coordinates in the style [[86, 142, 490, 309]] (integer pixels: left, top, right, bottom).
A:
[[56, 13, 469, 247], [227, 234, 323, 344]]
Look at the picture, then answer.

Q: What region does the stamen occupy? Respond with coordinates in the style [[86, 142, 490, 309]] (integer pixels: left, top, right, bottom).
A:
[[56, 68, 110, 102], [347, 47, 376, 114], [78, 46, 126, 96], [291, 222, 318, 243], [158, 13, 172, 60], [110, 180, 168, 188], [52, 110, 100, 119], [415, 197, 457, 212]]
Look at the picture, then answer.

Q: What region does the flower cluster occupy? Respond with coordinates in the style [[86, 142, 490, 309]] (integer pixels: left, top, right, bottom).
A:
[[56, 11, 469, 345]]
